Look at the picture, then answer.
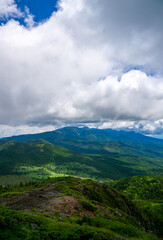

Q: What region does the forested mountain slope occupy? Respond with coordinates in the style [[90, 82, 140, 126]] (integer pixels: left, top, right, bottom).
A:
[[0, 138, 162, 184], [3, 127, 163, 158]]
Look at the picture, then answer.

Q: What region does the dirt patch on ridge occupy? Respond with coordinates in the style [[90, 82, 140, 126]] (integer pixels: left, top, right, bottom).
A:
[[1, 185, 95, 218]]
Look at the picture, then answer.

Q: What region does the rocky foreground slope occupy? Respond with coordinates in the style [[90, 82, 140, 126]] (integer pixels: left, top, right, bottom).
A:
[[0, 176, 162, 240]]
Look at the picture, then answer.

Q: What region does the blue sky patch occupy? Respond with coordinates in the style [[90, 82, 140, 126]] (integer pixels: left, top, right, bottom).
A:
[[123, 65, 144, 73], [0, 0, 58, 26], [15, 0, 58, 22]]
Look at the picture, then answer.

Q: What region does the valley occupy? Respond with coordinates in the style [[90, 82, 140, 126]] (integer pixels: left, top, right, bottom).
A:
[[0, 127, 163, 183]]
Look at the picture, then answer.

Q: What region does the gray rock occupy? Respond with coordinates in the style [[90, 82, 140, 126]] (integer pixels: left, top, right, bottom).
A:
[[147, 230, 153, 234], [30, 223, 38, 230], [114, 211, 122, 217], [114, 237, 127, 240]]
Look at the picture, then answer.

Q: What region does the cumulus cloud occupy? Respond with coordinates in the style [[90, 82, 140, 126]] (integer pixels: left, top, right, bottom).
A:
[[0, 0, 163, 136], [71, 70, 163, 121], [99, 119, 163, 135], [24, 7, 35, 28], [0, 0, 22, 18]]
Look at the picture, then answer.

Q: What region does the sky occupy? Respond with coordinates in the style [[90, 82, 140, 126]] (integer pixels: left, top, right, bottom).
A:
[[0, 0, 163, 138]]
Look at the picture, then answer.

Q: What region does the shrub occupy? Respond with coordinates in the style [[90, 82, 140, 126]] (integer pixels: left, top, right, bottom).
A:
[[79, 200, 97, 212]]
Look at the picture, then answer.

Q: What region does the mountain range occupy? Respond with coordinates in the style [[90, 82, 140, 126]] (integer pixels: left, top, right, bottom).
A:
[[0, 127, 162, 183]]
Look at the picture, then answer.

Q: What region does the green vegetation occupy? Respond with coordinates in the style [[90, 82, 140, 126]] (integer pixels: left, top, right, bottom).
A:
[[79, 200, 98, 212], [0, 127, 162, 183], [0, 206, 159, 240], [0, 139, 101, 182], [77, 215, 157, 240], [0, 176, 161, 239], [4, 126, 163, 158], [0, 175, 31, 185], [0, 137, 162, 184], [110, 176, 163, 237], [0, 128, 162, 239], [110, 176, 163, 200], [0, 206, 116, 240]]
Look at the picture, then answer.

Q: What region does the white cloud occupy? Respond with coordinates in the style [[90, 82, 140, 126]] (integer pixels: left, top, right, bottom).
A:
[[24, 7, 35, 28], [0, 0, 22, 18], [70, 70, 163, 121], [99, 121, 136, 130], [0, 124, 55, 138], [0, 0, 163, 135], [99, 119, 163, 136]]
